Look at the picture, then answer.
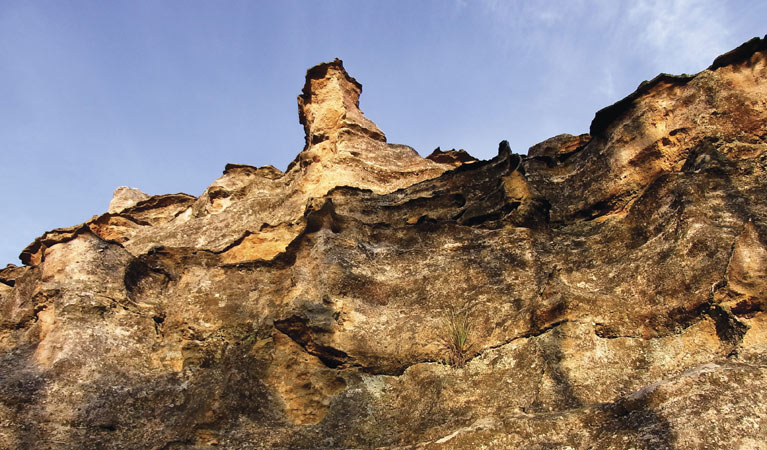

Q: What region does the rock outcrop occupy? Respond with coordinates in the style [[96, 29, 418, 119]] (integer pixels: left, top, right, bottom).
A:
[[2, 37, 767, 449]]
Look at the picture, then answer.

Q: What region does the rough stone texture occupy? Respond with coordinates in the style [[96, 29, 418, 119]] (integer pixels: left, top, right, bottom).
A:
[[426, 148, 479, 167], [2, 38, 767, 449], [108, 187, 150, 214], [527, 133, 591, 159]]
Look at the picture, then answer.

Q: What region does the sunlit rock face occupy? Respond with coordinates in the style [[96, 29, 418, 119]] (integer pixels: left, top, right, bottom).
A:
[[2, 36, 767, 449]]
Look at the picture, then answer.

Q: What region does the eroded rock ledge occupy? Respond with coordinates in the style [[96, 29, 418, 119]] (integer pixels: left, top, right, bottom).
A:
[[2, 36, 767, 449]]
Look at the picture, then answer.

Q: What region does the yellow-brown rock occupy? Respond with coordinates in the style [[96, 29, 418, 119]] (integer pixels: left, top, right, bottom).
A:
[[2, 37, 767, 449]]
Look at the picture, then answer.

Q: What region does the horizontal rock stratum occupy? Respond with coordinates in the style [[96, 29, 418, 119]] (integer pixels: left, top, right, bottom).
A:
[[2, 38, 767, 449]]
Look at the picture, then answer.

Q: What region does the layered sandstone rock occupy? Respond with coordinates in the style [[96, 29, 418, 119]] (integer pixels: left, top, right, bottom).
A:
[[2, 37, 767, 449]]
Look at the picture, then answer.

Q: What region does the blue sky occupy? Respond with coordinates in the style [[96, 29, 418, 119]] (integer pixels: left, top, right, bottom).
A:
[[1, 0, 765, 265]]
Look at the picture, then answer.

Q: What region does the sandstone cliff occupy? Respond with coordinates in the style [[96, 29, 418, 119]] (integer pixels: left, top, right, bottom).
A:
[[2, 37, 767, 449]]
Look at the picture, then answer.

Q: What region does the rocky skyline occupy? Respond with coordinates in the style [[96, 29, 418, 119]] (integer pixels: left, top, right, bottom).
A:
[[3, 1, 766, 266]]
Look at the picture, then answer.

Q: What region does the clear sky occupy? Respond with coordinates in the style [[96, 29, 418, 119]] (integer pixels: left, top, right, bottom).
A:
[[1, 0, 765, 265]]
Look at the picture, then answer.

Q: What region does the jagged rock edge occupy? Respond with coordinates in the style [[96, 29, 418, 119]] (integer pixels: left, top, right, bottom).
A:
[[589, 34, 767, 138]]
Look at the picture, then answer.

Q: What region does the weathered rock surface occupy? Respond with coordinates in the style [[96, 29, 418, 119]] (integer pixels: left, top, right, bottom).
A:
[[2, 37, 767, 449], [108, 187, 151, 214]]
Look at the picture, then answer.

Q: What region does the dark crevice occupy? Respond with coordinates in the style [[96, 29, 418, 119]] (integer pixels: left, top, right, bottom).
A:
[[593, 316, 701, 340], [273, 317, 350, 370], [124, 259, 173, 298], [451, 209, 466, 221], [573, 200, 614, 222], [705, 236, 748, 351], [219, 243, 298, 270], [120, 193, 196, 215], [460, 202, 518, 227], [464, 320, 570, 365], [305, 199, 342, 234], [527, 154, 557, 168], [556, 143, 589, 163], [415, 215, 440, 232], [731, 301, 765, 316], [153, 314, 166, 336], [90, 213, 153, 227], [272, 316, 437, 375], [219, 199, 339, 267], [706, 305, 748, 351], [451, 193, 467, 207], [310, 134, 329, 145], [214, 230, 257, 254], [311, 345, 349, 369], [206, 187, 232, 200], [594, 323, 641, 339]]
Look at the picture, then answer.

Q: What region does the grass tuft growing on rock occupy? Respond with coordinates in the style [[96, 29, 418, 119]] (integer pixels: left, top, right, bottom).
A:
[[440, 307, 473, 368]]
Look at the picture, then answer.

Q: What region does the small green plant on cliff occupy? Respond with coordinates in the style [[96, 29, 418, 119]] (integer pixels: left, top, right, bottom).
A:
[[440, 307, 473, 368]]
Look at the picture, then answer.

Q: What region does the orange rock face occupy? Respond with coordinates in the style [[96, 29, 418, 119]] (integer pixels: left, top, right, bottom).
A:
[[2, 37, 767, 449]]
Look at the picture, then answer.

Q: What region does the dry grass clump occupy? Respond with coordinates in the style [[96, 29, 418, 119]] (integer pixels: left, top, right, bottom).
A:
[[440, 307, 473, 368]]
